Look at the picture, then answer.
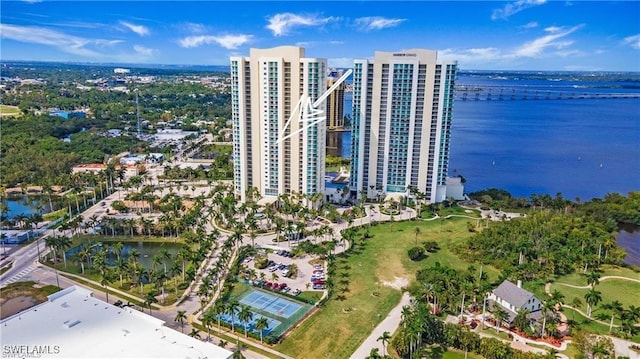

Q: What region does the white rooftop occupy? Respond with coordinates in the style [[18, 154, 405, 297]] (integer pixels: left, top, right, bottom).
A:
[[1, 286, 232, 359]]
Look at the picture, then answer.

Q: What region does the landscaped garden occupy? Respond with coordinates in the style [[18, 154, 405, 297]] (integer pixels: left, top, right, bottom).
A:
[[276, 215, 500, 359]]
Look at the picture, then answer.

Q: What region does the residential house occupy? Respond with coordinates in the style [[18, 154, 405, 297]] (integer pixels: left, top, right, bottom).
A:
[[488, 280, 543, 325]]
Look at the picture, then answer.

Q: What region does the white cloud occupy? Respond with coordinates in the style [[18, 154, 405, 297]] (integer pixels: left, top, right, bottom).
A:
[[354, 17, 406, 31], [439, 24, 584, 66], [439, 47, 504, 64], [266, 13, 337, 36], [520, 21, 538, 29], [295, 41, 313, 48], [119, 21, 149, 36], [133, 45, 155, 57], [182, 22, 207, 34], [21, 0, 43, 3], [514, 24, 583, 57], [623, 34, 640, 49], [492, 0, 546, 20], [179, 34, 252, 49], [0, 23, 103, 57], [95, 39, 125, 47], [329, 40, 344, 45]]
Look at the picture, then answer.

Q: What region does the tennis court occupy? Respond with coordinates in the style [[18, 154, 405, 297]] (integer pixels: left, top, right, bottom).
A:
[[230, 287, 313, 337], [240, 290, 302, 318]]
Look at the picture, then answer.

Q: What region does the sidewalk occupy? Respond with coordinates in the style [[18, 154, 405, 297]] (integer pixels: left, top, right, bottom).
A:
[[349, 292, 412, 359]]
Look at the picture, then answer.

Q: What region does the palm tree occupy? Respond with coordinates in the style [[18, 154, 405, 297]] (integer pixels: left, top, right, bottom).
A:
[[590, 341, 609, 359], [202, 308, 215, 342], [144, 292, 158, 315], [513, 308, 530, 333], [413, 227, 421, 245], [112, 242, 124, 262], [45, 236, 59, 263], [549, 289, 565, 310], [115, 257, 129, 286], [213, 300, 226, 331], [585, 271, 601, 287], [159, 248, 171, 274], [254, 317, 269, 344], [100, 268, 116, 304], [540, 300, 555, 338], [57, 236, 72, 268], [377, 331, 392, 355], [602, 300, 623, 332], [570, 297, 583, 320], [238, 305, 254, 338], [584, 288, 602, 318], [225, 300, 240, 333], [491, 303, 508, 332], [366, 348, 381, 359], [174, 310, 187, 333], [76, 245, 92, 274]]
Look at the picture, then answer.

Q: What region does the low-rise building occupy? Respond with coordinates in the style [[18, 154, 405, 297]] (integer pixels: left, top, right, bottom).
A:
[[1, 286, 233, 358], [488, 280, 543, 325], [71, 163, 107, 174]]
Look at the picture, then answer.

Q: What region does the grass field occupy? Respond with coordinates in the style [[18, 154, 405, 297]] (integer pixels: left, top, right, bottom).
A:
[[554, 265, 640, 287], [0, 104, 21, 117], [276, 216, 500, 358], [550, 279, 640, 324]]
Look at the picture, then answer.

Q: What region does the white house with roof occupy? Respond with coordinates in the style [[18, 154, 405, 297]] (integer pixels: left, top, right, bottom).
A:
[[488, 280, 543, 324]]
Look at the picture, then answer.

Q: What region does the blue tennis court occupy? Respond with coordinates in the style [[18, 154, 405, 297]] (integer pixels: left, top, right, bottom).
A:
[[240, 290, 302, 318]]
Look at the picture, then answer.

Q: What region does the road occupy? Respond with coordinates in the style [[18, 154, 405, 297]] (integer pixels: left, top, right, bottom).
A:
[[0, 190, 126, 287], [2, 163, 419, 359]]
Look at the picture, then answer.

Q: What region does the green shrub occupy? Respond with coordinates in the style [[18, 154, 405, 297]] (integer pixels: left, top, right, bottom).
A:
[[408, 246, 425, 261], [254, 256, 268, 269]]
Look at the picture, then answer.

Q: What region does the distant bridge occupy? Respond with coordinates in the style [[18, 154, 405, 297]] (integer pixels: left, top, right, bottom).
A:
[[454, 86, 640, 101]]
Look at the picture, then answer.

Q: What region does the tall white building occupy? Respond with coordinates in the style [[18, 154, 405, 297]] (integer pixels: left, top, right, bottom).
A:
[[349, 49, 457, 203], [231, 46, 327, 202]]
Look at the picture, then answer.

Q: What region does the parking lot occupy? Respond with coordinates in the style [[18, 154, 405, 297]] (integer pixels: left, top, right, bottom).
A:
[[242, 246, 326, 298]]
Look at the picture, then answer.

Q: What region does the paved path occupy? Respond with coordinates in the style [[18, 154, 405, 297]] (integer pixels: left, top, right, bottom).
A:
[[349, 292, 412, 359]]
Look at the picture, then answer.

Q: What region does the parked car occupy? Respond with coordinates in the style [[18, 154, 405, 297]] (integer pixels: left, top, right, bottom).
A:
[[313, 284, 326, 290], [292, 289, 301, 295]]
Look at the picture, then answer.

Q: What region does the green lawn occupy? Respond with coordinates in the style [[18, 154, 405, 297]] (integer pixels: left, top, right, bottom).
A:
[[297, 291, 323, 304], [550, 279, 640, 314], [276, 216, 499, 359], [442, 349, 484, 359], [554, 265, 640, 287], [0, 104, 22, 117]]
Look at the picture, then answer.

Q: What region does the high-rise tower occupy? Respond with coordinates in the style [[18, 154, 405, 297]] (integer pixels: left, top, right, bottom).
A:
[[349, 49, 457, 203], [230, 46, 328, 202], [326, 69, 345, 129]]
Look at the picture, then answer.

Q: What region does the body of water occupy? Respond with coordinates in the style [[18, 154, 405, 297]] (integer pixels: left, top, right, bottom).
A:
[[332, 71, 640, 200], [617, 224, 640, 267], [2, 197, 46, 219], [66, 241, 181, 272]]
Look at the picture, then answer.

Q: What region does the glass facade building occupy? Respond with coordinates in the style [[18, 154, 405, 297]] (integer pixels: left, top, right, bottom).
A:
[[230, 47, 327, 202], [349, 50, 457, 203]]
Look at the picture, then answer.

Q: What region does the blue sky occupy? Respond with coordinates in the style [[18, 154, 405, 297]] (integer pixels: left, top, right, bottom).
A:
[[1, 1, 639, 71]]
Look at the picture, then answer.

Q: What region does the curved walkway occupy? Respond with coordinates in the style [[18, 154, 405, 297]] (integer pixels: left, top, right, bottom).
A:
[[349, 293, 412, 359]]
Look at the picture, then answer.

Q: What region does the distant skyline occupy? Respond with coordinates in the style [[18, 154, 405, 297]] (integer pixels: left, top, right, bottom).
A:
[[1, 1, 639, 71]]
